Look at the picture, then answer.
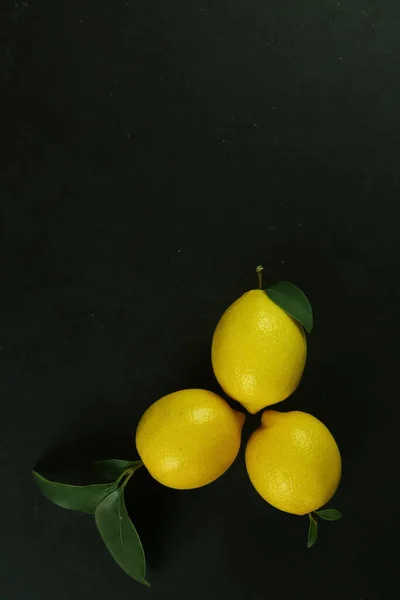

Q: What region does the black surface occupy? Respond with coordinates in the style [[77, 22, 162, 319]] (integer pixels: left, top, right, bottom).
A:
[[2, 0, 400, 598]]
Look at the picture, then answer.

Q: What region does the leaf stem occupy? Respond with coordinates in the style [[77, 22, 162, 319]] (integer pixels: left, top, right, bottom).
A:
[[256, 265, 264, 289]]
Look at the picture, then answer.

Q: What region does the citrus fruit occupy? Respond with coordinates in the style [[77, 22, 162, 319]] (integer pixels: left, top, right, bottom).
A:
[[135, 389, 245, 490], [211, 289, 307, 413], [245, 410, 341, 515]]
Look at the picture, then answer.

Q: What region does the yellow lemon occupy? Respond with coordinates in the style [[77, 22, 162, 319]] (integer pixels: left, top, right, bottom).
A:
[[211, 289, 307, 414], [245, 410, 341, 515], [135, 389, 245, 490]]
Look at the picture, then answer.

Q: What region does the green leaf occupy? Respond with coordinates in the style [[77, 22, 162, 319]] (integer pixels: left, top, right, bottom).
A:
[[265, 281, 313, 332], [307, 513, 318, 548], [95, 487, 149, 586], [95, 459, 142, 482], [315, 508, 342, 521], [32, 471, 118, 514]]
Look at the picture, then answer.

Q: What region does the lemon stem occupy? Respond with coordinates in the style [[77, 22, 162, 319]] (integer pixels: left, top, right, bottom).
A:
[[118, 462, 143, 489], [256, 265, 264, 289]]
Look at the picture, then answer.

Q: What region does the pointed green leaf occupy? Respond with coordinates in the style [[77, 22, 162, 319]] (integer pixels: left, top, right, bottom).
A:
[[32, 471, 118, 514], [265, 281, 313, 332], [307, 513, 318, 548], [95, 459, 142, 482], [95, 487, 149, 586], [315, 508, 342, 521]]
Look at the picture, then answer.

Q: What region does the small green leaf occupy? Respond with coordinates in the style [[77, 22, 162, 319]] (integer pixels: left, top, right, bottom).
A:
[[315, 508, 342, 521], [265, 281, 313, 332], [95, 459, 142, 482], [32, 471, 118, 514], [307, 513, 318, 548], [95, 487, 149, 586]]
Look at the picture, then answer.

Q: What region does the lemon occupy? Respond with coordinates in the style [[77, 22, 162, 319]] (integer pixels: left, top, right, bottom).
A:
[[135, 389, 245, 490], [211, 289, 307, 414], [245, 410, 341, 515]]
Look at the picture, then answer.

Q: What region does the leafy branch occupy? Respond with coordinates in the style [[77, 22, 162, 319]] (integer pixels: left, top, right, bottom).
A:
[[307, 508, 342, 548], [32, 459, 149, 586], [256, 265, 313, 332]]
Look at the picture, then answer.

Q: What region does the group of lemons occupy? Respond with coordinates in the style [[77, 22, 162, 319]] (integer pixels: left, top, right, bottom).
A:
[[136, 267, 341, 542]]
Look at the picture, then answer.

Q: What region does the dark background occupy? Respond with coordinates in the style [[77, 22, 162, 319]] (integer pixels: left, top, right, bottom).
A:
[[1, 0, 399, 598]]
